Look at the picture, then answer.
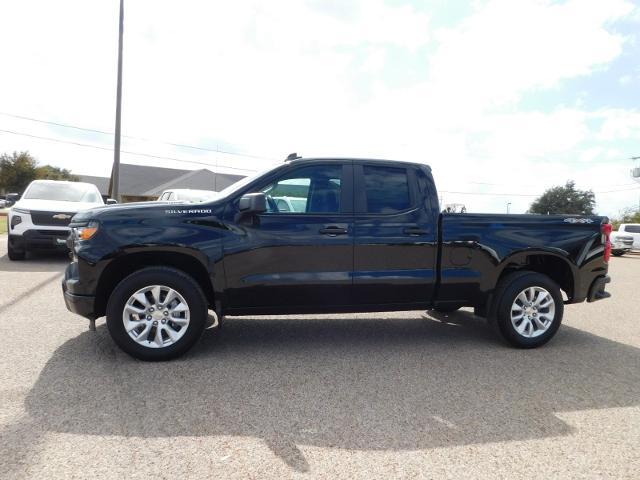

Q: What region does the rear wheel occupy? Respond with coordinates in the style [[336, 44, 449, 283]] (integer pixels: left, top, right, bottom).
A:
[[612, 251, 624, 257], [106, 267, 208, 361], [492, 271, 563, 348]]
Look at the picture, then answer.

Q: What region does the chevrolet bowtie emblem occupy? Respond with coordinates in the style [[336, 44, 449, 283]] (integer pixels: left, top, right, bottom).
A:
[[52, 213, 72, 220]]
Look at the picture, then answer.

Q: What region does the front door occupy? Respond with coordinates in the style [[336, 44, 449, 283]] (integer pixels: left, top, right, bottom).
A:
[[223, 162, 354, 311]]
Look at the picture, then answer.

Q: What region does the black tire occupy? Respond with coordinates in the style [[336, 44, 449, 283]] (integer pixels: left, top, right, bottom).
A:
[[492, 271, 563, 348], [7, 241, 26, 261], [106, 267, 208, 361], [612, 251, 624, 257]]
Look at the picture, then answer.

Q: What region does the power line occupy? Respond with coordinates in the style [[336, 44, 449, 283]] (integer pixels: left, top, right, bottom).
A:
[[0, 111, 276, 161], [441, 185, 640, 197], [0, 128, 263, 173], [441, 190, 537, 197], [3, 122, 639, 197], [469, 180, 638, 189]]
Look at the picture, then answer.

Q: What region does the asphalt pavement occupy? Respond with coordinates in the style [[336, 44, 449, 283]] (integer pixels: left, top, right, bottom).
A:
[[0, 236, 638, 479]]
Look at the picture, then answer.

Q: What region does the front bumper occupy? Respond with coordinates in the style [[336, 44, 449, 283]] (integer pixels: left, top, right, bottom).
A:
[[587, 275, 611, 302], [62, 262, 96, 319], [10, 230, 70, 251]]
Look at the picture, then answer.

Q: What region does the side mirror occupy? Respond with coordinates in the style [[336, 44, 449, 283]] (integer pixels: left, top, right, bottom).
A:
[[239, 193, 267, 214], [106, 198, 118, 205], [5, 193, 20, 208]]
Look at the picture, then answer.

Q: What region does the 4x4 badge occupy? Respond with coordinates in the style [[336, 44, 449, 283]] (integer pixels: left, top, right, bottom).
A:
[[563, 218, 594, 224]]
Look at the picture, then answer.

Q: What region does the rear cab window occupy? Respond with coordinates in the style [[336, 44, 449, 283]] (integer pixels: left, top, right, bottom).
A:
[[355, 163, 416, 214]]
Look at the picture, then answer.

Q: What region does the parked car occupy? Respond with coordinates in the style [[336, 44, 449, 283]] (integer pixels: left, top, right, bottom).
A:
[[158, 189, 217, 203], [610, 231, 634, 256], [7, 180, 105, 260], [62, 157, 612, 360], [0, 197, 6, 209], [273, 196, 307, 212], [615, 224, 640, 251]]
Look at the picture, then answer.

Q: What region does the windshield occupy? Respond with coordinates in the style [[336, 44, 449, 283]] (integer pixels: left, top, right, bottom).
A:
[[23, 183, 103, 203], [215, 164, 283, 198]]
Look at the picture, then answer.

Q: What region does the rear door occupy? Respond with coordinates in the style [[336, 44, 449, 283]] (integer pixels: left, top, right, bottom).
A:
[[223, 161, 355, 310], [352, 162, 438, 306]]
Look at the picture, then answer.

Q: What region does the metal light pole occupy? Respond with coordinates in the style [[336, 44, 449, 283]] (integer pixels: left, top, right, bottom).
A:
[[507, 202, 511, 214], [631, 156, 640, 211], [110, 0, 124, 201]]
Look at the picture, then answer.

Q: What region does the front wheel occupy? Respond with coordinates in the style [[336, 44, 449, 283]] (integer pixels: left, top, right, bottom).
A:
[[106, 267, 208, 361], [492, 271, 563, 348], [7, 240, 26, 261]]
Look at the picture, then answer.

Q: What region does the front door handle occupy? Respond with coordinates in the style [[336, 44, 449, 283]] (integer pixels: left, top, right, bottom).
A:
[[319, 226, 348, 236], [403, 227, 428, 236]]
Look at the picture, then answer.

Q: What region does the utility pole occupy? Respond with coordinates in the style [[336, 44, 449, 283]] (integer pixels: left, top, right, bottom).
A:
[[110, 0, 124, 201], [506, 202, 511, 214], [631, 156, 640, 211]]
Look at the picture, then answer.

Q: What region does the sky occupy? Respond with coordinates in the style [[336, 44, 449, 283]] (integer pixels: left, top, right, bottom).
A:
[[0, 0, 639, 216]]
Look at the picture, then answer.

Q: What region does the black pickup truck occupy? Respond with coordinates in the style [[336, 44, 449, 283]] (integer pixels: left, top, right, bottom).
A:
[[63, 157, 612, 360]]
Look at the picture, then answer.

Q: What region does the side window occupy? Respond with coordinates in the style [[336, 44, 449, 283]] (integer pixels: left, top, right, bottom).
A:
[[259, 165, 342, 214], [363, 165, 411, 214]]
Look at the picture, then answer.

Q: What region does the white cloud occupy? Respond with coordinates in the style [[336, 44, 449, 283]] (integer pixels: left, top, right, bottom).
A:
[[428, 0, 632, 110]]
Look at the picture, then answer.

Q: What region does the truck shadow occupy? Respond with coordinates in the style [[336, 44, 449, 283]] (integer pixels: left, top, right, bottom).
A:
[[24, 313, 640, 472]]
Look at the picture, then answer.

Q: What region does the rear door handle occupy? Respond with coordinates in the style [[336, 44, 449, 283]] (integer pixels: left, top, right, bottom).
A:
[[319, 226, 348, 236], [403, 227, 428, 236]]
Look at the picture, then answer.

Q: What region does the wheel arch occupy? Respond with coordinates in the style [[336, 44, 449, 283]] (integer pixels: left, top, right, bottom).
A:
[[94, 249, 215, 318], [495, 250, 577, 301]]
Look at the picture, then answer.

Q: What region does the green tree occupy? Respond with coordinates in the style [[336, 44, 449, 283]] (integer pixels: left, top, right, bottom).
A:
[[35, 165, 78, 182], [0, 151, 78, 193], [0, 151, 38, 193], [611, 207, 640, 230], [529, 181, 595, 215]]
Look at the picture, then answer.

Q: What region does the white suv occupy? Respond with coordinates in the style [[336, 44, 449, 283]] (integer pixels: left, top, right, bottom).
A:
[[158, 189, 217, 202], [7, 180, 105, 260], [614, 224, 640, 252]]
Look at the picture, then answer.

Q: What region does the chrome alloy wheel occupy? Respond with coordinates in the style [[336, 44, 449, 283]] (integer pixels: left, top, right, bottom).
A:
[[122, 285, 190, 348], [510, 286, 555, 338]]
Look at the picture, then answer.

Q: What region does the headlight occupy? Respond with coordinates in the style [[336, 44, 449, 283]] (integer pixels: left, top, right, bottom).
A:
[[73, 221, 100, 241], [10, 215, 22, 229]]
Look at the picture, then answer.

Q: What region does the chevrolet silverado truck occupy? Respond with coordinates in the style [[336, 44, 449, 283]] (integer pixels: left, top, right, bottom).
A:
[[62, 157, 612, 360]]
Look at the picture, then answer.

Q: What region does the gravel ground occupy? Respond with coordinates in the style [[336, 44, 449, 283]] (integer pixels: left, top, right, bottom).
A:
[[0, 236, 639, 479]]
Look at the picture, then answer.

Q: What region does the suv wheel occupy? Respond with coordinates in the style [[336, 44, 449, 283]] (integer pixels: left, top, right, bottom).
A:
[[7, 240, 26, 261], [106, 267, 208, 361], [492, 271, 563, 348]]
